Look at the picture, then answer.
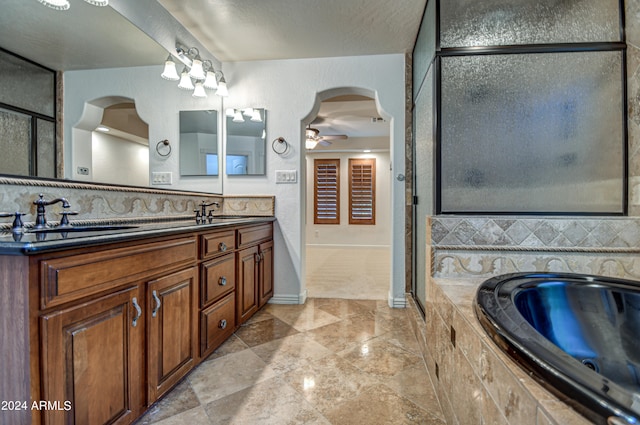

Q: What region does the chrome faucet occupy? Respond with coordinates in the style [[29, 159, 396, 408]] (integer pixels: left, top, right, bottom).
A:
[[33, 194, 70, 229]]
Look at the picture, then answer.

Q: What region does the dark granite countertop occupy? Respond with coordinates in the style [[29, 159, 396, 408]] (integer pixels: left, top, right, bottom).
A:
[[0, 216, 276, 255]]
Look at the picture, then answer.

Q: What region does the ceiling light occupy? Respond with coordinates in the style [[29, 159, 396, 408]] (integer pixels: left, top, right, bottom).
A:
[[192, 81, 207, 98], [160, 55, 179, 81], [216, 76, 229, 97], [37, 0, 70, 10], [250, 110, 262, 122], [232, 110, 245, 122], [305, 138, 318, 149], [96, 126, 109, 132], [83, 0, 108, 5], [177, 68, 194, 90]]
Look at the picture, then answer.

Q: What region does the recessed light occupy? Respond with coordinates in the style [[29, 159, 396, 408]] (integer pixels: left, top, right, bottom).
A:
[[363, 149, 371, 153], [96, 126, 110, 132]]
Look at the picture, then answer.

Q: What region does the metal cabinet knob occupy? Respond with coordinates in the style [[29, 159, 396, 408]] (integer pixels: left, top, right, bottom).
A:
[[219, 319, 227, 330], [218, 276, 227, 286], [219, 242, 227, 252]]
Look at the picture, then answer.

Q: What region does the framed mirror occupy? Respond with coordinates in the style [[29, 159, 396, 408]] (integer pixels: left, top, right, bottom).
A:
[[179, 110, 220, 176], [225, 108, 266, 175]]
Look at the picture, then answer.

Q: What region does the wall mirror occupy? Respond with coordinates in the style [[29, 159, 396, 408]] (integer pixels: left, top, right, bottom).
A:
[[226, 108, 267, 175], [180, 110, 220, 176], [0, 1, 228, 194]]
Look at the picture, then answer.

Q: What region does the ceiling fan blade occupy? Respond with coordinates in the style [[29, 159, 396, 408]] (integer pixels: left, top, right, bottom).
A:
[[318, 140, 332, 146], [311, 116, 326, 125], [319, 134, 348, 141]]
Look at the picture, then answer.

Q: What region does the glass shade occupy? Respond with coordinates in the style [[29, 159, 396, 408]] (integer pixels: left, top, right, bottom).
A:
[[192, 81, 207, 98], [83, 0, 109, 5], [306, 139, 318, 149], [161, 57, 179, 81], [203, 71, 218, 89], [177, 70, 194, 90], [232, 110, 244, 122], [250, 110, 262, 122], [37, 0, 70, 10], [216, 77, 229, 97], [189, 58, 205, 80]]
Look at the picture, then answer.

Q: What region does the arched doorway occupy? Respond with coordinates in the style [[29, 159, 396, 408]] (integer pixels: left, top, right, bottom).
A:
[[302, 89, 393, 302]]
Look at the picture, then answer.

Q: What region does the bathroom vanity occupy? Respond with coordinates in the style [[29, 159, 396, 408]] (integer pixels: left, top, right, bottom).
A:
[[0, 217, 274, 425]]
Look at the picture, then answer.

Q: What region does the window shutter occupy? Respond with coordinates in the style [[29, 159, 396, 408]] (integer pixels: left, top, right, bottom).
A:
[[349, 158, 376, 225], [314, 159, 340, 224]]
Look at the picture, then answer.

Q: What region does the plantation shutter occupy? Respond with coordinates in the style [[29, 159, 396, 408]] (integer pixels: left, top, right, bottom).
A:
[[314, 159, 340, 224], [349, 158, 376, 225]]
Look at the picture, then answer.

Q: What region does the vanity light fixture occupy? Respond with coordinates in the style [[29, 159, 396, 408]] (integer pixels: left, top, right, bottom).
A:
[[160, 55, 179, 81], [160, 45, 229, 98]]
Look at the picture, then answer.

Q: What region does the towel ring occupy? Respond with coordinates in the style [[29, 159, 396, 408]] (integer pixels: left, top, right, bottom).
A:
[[156, 139, 171, 157], [272, 137, 290, 155]]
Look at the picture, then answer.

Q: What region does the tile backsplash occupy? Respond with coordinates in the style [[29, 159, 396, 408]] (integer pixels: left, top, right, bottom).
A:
[[0, 176, 274, 230]]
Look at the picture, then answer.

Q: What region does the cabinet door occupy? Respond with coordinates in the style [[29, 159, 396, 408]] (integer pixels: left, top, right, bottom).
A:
[[236, 245, 259, 324], [40, 286, 144, 425], [147, 267, 197, 402], [258, 240, 274, 308]]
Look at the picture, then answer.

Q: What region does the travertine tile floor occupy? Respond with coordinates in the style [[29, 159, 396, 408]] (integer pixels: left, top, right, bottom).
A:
[[136, 298, 446, 425]]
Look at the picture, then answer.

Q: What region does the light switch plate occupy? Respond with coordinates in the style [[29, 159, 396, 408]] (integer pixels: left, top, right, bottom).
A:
[[275, 170, 297, 184], [152, 171, 172, 185]]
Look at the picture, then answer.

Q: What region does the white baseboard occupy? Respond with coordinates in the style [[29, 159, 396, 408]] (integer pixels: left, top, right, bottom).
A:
[[269, 290, 307, 305], [388, 292, 407, 308]]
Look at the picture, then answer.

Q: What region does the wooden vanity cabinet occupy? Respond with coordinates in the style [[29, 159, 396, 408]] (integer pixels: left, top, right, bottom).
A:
[[0, 220, 274, 425], [236, 223, 274, 325]]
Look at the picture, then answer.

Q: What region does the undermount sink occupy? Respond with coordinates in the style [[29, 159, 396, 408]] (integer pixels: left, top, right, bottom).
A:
[[27, 225, 139, 233]]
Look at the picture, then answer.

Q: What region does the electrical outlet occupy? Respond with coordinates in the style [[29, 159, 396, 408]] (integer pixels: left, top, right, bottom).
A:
[[77, 167, 89, 175], [275, 170, 297, 184], [152, 171, 173, 185]]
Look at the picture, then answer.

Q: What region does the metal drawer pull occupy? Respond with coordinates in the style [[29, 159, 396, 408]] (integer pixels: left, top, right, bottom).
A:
[[152, 290, 162, 318], [219, 242, 227, 252], [254, 252, 261, 263], [132, 297, 142, 327], [218, 276, 227, 286], [219, 319, 227, 329]]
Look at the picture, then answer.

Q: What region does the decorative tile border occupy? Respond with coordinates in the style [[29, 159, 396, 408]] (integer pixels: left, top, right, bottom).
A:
[[428, 216, 640, 281]]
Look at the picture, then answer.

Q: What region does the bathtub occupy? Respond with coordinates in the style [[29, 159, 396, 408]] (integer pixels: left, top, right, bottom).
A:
[[475, 272, 640, 425]]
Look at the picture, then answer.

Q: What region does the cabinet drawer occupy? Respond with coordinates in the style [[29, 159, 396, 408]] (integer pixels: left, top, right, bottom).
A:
[[201, 253, 235, 307], [237, 223, 273, 248], [200, 292, 235, 358], [200, 230, 236, 259], [40, 237, 196, 309]]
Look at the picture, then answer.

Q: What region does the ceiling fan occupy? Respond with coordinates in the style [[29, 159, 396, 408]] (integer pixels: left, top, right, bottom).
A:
[[305, 125, 347, 149]]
